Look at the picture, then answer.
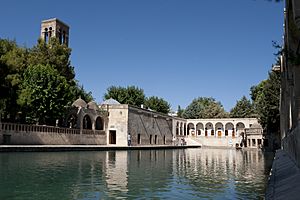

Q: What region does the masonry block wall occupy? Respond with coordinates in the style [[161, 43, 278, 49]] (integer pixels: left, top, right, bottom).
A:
[[128, 106, 173, 146]]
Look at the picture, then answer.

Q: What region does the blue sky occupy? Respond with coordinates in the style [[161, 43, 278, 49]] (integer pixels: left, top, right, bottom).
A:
[[0, 0, 284, 111]]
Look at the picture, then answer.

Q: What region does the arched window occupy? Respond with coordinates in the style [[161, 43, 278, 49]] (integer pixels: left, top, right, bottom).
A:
[[83, 115, 92, 129], [67, 114, 77, 128], [95, 117, 104, 130], [196, 123, 204, 136], [187, 123, 195, 136]]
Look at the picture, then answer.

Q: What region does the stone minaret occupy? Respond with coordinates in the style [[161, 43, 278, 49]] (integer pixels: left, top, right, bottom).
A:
[[40, 18, 69, 46]]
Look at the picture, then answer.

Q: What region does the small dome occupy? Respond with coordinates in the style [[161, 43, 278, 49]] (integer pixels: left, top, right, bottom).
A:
[[87, 101, 99, 110], [72, 98, 87, 108], [251, 123, 262, 129], [101, 98, 120, 105]]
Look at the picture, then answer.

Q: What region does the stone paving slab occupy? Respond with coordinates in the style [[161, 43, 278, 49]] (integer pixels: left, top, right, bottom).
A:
[[266, 149, 300, 200], [0, 145, 201, 152]]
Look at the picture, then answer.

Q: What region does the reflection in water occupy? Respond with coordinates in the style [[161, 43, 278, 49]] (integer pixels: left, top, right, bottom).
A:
[[0, 149, 273, 200]]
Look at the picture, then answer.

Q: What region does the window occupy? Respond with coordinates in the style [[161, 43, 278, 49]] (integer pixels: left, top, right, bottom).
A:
[[138, 134, 141, 145], [252, 139, 256, 146]]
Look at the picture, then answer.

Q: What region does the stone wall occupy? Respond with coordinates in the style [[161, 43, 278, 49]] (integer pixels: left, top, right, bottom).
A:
[[107, 104, 129, 146], [280, 0, 300, 167], [128, 106, 173, 146], [189, 136, 241, 147], [1, 132, 106, 145], [282, 126, 300, 168], [0, 123, 106, 145]]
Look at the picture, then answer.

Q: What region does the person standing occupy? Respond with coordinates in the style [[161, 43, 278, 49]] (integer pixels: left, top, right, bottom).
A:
[[128, 133, 131, 146], [172, 136, 176, 146]]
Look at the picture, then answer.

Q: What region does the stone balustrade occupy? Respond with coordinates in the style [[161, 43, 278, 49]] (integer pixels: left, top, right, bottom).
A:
[[0, 122, 105, 135]]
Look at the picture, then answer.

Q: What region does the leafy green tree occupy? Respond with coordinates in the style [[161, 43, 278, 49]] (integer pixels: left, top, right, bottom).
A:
[[18, 64, 72, 125], [177, 105, 184, 118], [104, 85, 145, 106], [230, 96, 255, 118], [0, 37, 93, 124], [144, 96, 171, 114], [28, 38, 75, 81], [0, 39, 28, 121], [250, 70, 280, 132], [182, 97, 228, 119], [71, 82, 94, 103]]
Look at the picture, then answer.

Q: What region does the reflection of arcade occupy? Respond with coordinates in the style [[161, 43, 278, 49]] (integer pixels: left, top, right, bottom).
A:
[[173, 148, 271, 198]]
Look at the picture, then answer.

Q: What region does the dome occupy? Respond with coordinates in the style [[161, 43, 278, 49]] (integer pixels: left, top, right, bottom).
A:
[[72, 98, 87, 108], [87, 101, 99, 110], [101, 98, 120, 105], [251, 123, 262, 129]]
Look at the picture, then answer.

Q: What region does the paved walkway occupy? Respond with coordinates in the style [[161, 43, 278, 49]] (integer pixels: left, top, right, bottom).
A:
[[265, 149, 300, 200], [0, 145, 201, 152]]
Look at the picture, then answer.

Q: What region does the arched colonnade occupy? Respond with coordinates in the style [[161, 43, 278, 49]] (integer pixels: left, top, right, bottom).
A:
[[174, 118, 257, 138]]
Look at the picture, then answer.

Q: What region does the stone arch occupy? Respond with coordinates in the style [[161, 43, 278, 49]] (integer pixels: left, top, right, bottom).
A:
[[83, 114, 92, 129], [215, 122, 224, 130], [176, 122, 179, 136], [225, 122, 234, 137], [48, 27, 52, 37], [95, 116, 104, 130], [180, 122, 183, 135], [215, 122, 224, 137], [196, 122, 204, 136], [67, 114, 77, 129], [44, 28, 48, 42], [187, 123, 195, 136], [236, 122, 245, 137], [205, 122, 214, 136]]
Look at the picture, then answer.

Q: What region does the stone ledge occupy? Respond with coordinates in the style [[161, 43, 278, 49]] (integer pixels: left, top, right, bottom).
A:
[[265, 149, 300, 200], [0, 145, 201, 152]]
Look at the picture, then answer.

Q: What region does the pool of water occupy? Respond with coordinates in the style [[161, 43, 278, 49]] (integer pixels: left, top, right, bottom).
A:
[[0, 148, 273, 199]]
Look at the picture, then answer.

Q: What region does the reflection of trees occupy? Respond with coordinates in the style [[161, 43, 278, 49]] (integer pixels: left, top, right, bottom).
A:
[[0, 149, 273, 199], [174, 149, 229, 198], [174, 149, 273, 199], [234, 151, 274, 199], [0, 152, 107, 200], [126, 150, 174, 197]]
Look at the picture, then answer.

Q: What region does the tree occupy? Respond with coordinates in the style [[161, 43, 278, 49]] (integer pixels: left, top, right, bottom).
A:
[[250, 70, 280, 132], [230, 96, 255, 118], [182, 97, 228, 119], [0, 39, 28, 121], [28, 38, 75, 81], [18, 64, 72, 125], [71, 82, 94, 103], [177, 105, 184, 118], [0, 37, 93, 124], [104, 85, 145, 106], [144, 96, 171, 114]]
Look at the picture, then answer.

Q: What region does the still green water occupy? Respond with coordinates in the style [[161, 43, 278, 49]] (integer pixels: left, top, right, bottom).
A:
[[0, 148, 273, 200]]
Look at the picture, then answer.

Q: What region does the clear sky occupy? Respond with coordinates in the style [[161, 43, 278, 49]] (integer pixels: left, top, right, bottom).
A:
[[0, 0, 284, 112]]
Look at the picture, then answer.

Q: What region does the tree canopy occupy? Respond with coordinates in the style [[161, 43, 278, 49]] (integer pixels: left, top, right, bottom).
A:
[[182, 97, 228, 119], [250, 70, 280, 132], [144, 96, 171, 114], [104, 85, 146, 107], [177, 105, 184, 118], [230, 96, 255, 118], [0, 38, 92, 124], [18, 64, 72, 124]]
